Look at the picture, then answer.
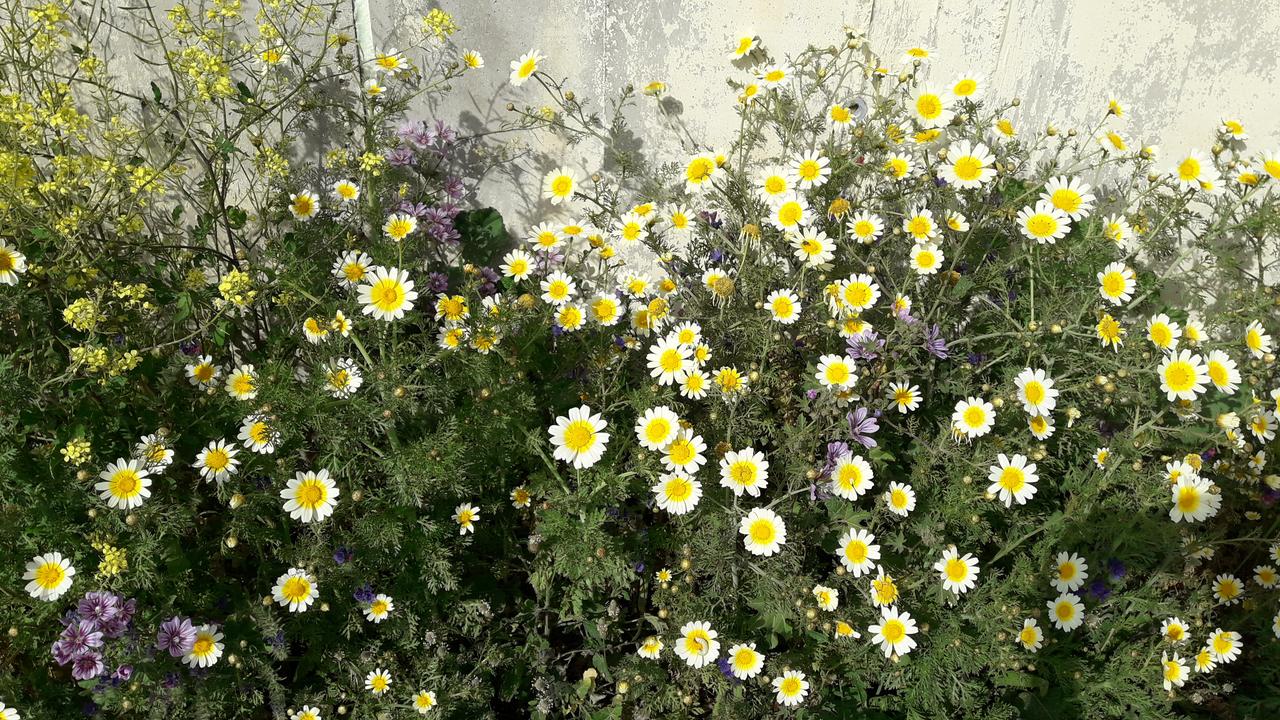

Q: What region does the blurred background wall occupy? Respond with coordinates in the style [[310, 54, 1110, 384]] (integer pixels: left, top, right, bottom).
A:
[[370, 0, 1280, 228]]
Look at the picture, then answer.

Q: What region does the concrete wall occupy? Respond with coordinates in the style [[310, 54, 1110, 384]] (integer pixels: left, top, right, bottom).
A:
[[371, 0, 1280, 226]]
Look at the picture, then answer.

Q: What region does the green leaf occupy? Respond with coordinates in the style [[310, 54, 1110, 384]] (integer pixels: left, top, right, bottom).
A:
[[227, 206, 248, 229], [456, 207, 508, 266]]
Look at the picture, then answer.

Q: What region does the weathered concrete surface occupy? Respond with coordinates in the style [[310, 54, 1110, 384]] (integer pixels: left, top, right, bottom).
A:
[[374, 0, 1280, 227]]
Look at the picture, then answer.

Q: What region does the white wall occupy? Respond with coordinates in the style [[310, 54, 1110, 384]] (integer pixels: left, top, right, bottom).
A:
[[377, 0, 1280, 226]]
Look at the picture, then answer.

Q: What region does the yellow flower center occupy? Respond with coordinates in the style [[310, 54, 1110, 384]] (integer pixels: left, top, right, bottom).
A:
[[110, 468, 142, 498], [668, 439, 695, 465], [953, 78, 977, 96], [845, 540, 868, 564], [1026, 213, 1058, 237], [1164, 361, 1195, 392], [952, 156, 982, 181], [249, 422, 272, 445], [780, 677, 801, 695], [749, 518, 776, 544], [664, 477, 693, 502], [915, 94, 942, 119], [232, 374, 255, 395], [562, 420, 595, 452], [1177, 486, 1201, 512], [192, 635, 214, 656], [730, 461, 758, 486], [35, 562, 65, 589], [1019, 627, 1038, 646], [826, 363, 850, 384], [296, 479, 327, 509], [1055, 602, 1074, 621], [945, 557, 969, 582], [963, 406, 986, 428], [550, 175, 573, 196], [1000, 467, 1026, 492], [1051, 189, 1081, 213], [205, 449, 229, 471], [281, 576, 311, 602], [1178, 157, 1201, 181], [686, 158, 714, 183], [1024, 381, 1045, 405], [881, 619, 905, 643], [1102, 272, 1126, 297], [371, 279, 405, 311]]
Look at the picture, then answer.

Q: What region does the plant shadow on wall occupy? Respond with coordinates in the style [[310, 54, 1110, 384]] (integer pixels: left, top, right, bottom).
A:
[[2, 4, 1280, 720]]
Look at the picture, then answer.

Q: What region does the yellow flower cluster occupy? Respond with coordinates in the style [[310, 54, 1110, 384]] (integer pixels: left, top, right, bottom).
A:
[[62, 297, 102, 331], [254, 146, 289, 180], [69, 346, 142, 379], [421, 9, 459, 41], [91, 540, 128, 578], [359, 152, 386, 176], [112, 281, 151, 307], [170, 47, 236, 102], [218, 268, 257, 307], [59, 438, 91, 465]]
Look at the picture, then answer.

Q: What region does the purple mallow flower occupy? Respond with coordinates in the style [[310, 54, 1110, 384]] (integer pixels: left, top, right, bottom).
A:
[[72, 651, 105, 680], [847, 408, 880, 449], [333, 547, 353, 565], [923, 324, 949, 359], [155, 616, 197, 657], [846, 330, 884, 361]]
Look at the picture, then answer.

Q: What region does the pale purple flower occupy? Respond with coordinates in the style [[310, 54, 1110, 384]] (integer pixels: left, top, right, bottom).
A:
[[847, 407, 880, 449], [155, 616, 196, 657], [846, 330, 884, 361], [923, 324, 949, 359], [77, 592, 120, 627], [72, 651, 105, 680], [60, 619, 104, 655]]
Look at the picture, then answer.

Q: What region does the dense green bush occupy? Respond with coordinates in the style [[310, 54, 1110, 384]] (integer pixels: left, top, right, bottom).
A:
[[2, 4, 1279, 719]]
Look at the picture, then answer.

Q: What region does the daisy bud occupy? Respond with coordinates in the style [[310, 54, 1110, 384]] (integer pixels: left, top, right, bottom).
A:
[[962, 475, 972, 484], [262, 595, 273, 606], [87, 508, 97, 518], [77, 469, 89, 481], [1012, 97, 1021, 106], [505, 102, 514, 111], [866, 264, 877, 273], [1046, 125, 1058, 136], [805, 609, 817, 620], [992, 397, 1004, 408], [394, 386, 406, 397], [1067, 128, 1077, 137], [230, 493, 245, 509], [565, 91, 575, 101], [679, 558, 691, 570], [657, 609, 668, 619], [224, 535, 237, 548], [7, 627, 16, 637], [618, 682, 629, 694], [352, 490, 363, 502], [1027, 321, 1038, 331], [125, 514, 137, 526]]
